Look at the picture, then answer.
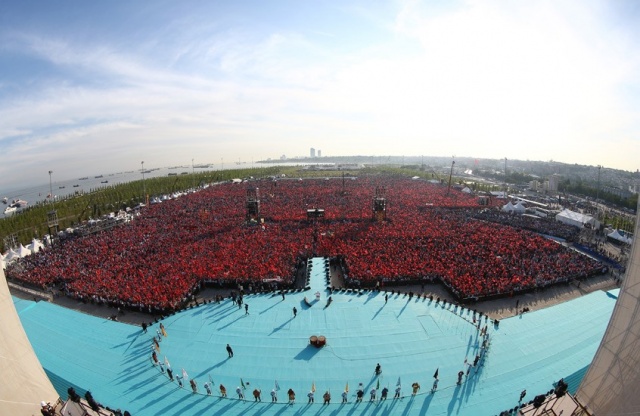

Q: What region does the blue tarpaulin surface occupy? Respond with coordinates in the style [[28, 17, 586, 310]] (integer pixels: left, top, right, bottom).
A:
[[16, 258, 616, 415]]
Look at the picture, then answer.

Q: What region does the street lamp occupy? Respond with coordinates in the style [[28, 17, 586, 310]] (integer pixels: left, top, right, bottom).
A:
[[192, 158, 195, 189], [48, 170, 54, 204], [47, 170, 59, 244]]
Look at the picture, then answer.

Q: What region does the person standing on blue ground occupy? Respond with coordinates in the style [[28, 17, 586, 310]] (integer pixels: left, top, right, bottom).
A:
[[381, 386, 388, 400], [226, 344, 234, 358], [245, 303, 249, 315], [520, 389, 527, 402], [431, 378, 439, 393], [293, 307, 297, 317]]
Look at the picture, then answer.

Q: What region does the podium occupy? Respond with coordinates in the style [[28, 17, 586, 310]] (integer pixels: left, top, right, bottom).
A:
[[310, 335, 327, 348]]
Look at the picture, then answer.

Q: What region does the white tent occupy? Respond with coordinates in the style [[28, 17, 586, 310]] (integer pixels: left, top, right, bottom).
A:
[[555, 209, 598, 229], [3, 248, 19, 263], [501, 201, 516, 213], [461, 187, 472, 194], [28, 239, 45, 254], [607, 229, 633, 245], [513, 201, 526, 214], [17, 244, 32, 259]]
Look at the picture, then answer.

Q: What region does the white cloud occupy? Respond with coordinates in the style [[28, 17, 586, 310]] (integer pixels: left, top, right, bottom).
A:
[[0, 0, 638, 191]]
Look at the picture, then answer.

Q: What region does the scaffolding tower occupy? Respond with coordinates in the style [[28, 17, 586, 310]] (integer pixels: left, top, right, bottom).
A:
[[372, 186, 387, 222]]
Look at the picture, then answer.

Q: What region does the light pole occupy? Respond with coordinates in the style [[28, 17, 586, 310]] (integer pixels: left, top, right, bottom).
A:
[[47, 170, 59, 243], [192, 158, 195, 189], [504, 157, 508, 198], [446, 158, 455, 196], [48, 170, 54, 204], [141, 161, 146, 204]]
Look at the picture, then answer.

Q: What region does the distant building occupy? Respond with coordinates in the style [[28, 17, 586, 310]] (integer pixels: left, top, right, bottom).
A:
[[603, 185, 632, 199], [310, 148, 316, 158], [318, 150, 322, 157], [280, 154, 287, 160], [548, 174, 561, 192]]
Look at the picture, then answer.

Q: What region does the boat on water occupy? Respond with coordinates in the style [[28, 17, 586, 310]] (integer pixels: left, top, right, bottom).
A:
[[3, 199, 28, 215], [73, 184, 80, 187], [59, 186, 66, 189], [79, 177, 88, 180], [101, 180, 109, 183], [2, 197, 7, 204], [95, 175, 103, 178]]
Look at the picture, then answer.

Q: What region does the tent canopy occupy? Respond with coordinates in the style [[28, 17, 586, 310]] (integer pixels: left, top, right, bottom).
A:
[[555, 209, 599, 229]]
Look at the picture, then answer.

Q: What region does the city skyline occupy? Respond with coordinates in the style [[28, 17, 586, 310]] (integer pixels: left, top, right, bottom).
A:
[[1, 0, 639, 190]]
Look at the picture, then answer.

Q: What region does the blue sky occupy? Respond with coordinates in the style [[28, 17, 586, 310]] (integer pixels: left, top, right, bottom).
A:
[[1, 0, 639, 188]]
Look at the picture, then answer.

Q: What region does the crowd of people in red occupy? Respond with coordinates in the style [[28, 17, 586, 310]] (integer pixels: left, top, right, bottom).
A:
[[7, 175, 605, 310]]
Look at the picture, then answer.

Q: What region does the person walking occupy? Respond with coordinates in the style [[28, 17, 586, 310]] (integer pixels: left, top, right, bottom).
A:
[[520, 389, 527, 402], [236, 386, 244, 400], [293, 307, 297, 317], [307, 390, 315, 403], [341, 390, 348, 403], [271, 389, 278, 402], [253, 388, 261, 401], [288, 388, 296, 404], [226, 344, 234, 358], [431, 378, 439, 393], [245, 304, 249, 315], [323, 391, 331, 404]]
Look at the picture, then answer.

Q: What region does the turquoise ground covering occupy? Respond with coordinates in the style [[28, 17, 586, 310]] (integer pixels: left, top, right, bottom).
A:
[[17, 258, 616, 415]]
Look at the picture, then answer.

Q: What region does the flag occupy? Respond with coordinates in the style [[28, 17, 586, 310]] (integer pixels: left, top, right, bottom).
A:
[[241, 378, 246, 390], [164, 357, 171, 369], [396, 377, 401, 387], [182, 369, 189, 381], [433, 368, 439, 379], [275, 380, 280, 391], [311, 381, 316, 393], [376, 378, 380, 390], [208, 374, 214, 387], [161, 326, 168, 337], [345, 382, 349, 393]]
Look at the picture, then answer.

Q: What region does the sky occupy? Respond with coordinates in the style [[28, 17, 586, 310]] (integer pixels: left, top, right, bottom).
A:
[[1, 0, 639, 189]]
